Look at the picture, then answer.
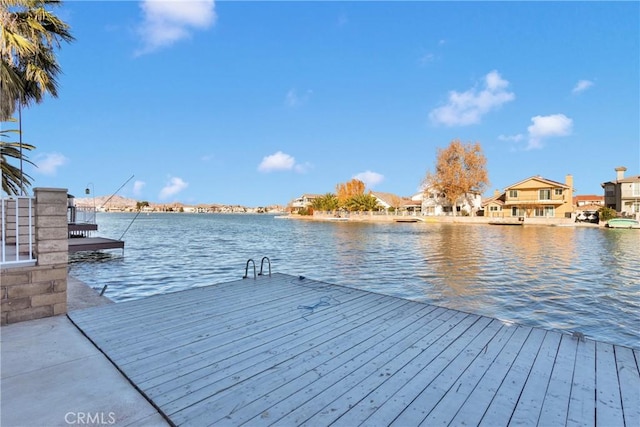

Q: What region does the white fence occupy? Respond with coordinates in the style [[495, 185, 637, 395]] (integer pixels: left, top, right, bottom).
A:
[[1, 196, 36, 266]]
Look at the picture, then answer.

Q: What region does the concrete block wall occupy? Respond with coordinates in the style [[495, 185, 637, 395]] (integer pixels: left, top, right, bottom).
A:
[[1, 188, 68, 325]]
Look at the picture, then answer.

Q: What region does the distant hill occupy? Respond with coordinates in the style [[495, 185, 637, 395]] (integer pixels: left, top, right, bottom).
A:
[[73, 195, 137, 209]]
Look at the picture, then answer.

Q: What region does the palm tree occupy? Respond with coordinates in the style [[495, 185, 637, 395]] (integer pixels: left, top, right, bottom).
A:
[[311, 193, 339, 212], [345, 194, 380, 212], [1, 126, 35, 194], [1, 0, 74, 120], [1, 0, 73, 194]]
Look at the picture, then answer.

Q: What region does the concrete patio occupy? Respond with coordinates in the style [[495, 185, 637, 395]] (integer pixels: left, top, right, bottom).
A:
[[0, 277, 169, 427]]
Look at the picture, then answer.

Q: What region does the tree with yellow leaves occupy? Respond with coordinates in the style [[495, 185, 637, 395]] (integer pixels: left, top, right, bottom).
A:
[[423, 139, 489, 216], [336, 178, 365, 207]]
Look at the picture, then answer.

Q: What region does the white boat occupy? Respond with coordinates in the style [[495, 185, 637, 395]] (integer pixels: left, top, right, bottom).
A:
[[605, 218, 640, 229]]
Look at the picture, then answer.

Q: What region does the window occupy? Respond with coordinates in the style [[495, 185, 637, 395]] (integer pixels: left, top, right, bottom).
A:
[[555, 188, 563, 196], [633, 202, 640, 214], [511, 207, 524, 217], [534, 207, 555, 217], [632, 183, 640, 197], [509, 190, 518, 198], [539, 189, 551, 200], [489, 206, 499, 211]]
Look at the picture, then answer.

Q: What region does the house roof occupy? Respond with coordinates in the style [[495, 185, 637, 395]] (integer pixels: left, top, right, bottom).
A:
[[601, 175, 640, 185], [505, 175, 570, 190], [573, 195, 604, 203], [370, 191, 418, 208], [482, 192, 505, 207]]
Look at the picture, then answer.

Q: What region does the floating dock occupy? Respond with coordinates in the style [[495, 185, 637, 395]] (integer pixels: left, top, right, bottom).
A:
[[68, 273, 639, 426], [67, 237, 124, 253]]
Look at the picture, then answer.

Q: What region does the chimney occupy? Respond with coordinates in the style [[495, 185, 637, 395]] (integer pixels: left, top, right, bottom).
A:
[[615, 166, 627, 181], [565, 174, 573, 188], [494, 189, 501, 197]]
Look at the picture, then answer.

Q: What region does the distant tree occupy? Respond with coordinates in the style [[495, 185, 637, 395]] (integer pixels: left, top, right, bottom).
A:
[[311, 193, 339, 211], [336, 178, 365, 207], [136, 201, 149, 211], [422, 139, 489, 216], [598, 206, 616, 222], [345, 193, 380, 212], [387, 194, 404, 212]]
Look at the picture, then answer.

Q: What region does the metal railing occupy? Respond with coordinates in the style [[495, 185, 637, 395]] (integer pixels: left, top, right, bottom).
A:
[[1, 196, 36, 267]]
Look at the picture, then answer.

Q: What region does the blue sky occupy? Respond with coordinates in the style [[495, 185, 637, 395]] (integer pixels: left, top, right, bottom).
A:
[[12, 1, 640, 206]]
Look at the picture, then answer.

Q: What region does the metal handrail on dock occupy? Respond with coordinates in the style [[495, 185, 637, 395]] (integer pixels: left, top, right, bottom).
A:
[[259, 256, 271, 277], [243, 256, 272, 279], [243, 258, 256, 279]]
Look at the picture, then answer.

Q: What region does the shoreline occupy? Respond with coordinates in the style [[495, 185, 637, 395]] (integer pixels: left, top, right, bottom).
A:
[[283, 213, 606, 227]]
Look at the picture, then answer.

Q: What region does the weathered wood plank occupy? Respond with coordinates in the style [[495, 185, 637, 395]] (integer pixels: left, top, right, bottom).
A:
[[537, 333, 579, 427], [207, 305, 447, 427], [281, 309, 466, 427], [347, 314, 485, 427], [566, 338, 596, 427], [418, 322, 517, 426], [388, 318, 504, 426], [110, 284, 362, 364], [596, 341, 624, 426], [140, 293, 395, 396], [508, 330, 563, 425], [615, 346, 640, 427], [478, 328, 547, 426], [163, 297, 413, 421], [134, 292, 379, 389], [448, 325, 533, 426]]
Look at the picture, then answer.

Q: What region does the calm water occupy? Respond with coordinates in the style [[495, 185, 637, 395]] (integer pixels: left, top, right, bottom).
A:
[[69, 213, 640, 349]]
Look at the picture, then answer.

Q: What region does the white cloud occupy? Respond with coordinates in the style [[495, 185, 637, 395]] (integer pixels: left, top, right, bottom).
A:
[[526, 114, 573, 150], [136, 0, 216, 55], [353, 171, 384, 188], [258, 151, 311, 173], [159, 176, 188, 199], [133, 180, 146, 196], [294, 162, 313, 174], [34, 152, 68, 175], [429, 70, 515, 126], [572, 79, 594, 94], [285, 89, 313, 108]]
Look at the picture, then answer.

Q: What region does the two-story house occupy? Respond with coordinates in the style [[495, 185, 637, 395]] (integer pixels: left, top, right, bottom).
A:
[[484, 175, 574, 219], [601, 166, 640, 216], [290, 194, 321, 213]]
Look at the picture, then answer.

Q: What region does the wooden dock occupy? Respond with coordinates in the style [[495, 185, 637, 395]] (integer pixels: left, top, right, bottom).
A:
[[67, 237, 124, 253], [68, 273, 639, 427]]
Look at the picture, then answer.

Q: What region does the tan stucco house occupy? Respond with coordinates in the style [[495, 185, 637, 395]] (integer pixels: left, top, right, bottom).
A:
[[483, 175, 574, 219]]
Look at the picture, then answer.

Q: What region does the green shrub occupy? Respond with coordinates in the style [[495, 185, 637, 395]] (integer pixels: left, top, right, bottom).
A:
[[598, 206, 616, 221]]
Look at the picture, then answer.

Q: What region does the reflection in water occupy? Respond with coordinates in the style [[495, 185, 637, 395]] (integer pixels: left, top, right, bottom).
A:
[[69, 213, 640, 349]]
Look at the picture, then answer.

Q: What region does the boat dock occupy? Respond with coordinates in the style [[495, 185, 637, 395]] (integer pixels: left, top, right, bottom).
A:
[[68, 273, 639, 426], [68, 237, 124, 253]]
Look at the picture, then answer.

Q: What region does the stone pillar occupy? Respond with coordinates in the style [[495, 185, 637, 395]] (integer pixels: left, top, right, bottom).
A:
[[1, 188, 68, 325]]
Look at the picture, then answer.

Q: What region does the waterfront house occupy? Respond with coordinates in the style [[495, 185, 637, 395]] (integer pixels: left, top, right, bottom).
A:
[[418, 187, 482, 216], [601, 166, 640, 217], [574, 194, 604, 209], [369, 191, 421, 214], [484, 175, 574, 219], [290, 194, 321, 213]]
